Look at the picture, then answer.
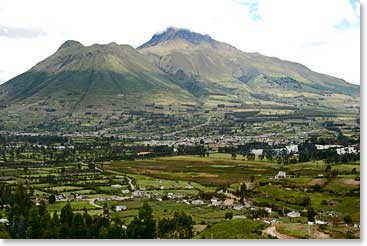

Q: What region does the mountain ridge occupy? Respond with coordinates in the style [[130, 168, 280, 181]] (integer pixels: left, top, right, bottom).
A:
[[0, 27, 359, 132]]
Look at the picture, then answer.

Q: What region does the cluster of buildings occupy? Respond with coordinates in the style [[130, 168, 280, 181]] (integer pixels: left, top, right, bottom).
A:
[[315, 144, 359, 155], [55, 193, 86, 202]]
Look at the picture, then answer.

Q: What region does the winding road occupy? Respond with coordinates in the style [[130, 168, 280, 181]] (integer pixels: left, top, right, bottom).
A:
[[88, 198, 103, 209], [104, 169, 135, 191]]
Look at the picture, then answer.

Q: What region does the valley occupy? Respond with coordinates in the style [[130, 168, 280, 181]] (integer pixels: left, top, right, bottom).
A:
[[0, 131, 360, 239], [0, 27, 360, 239]]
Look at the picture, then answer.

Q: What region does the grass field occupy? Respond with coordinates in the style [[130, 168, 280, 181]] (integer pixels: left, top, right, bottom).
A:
[[195, 219, 265, 239], [0, 153, 360, 239]]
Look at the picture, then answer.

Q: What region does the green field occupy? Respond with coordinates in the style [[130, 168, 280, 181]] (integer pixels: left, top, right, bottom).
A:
[[0, 153, 360, 239]]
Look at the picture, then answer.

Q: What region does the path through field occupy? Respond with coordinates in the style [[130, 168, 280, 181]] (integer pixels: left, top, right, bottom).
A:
[[262, 225, 296, 239], [105, 169, 135, 191], [88, 199, 103, 209]]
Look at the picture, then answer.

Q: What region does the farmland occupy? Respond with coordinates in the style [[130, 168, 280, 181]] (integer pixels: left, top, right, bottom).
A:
[[0, 151, 360, 239]]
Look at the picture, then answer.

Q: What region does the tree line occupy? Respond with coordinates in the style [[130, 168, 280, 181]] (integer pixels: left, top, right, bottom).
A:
[[0, 184, 193, 239]]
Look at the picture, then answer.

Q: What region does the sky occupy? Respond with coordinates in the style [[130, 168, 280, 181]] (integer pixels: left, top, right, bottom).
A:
[[0, 0, 361, 84]]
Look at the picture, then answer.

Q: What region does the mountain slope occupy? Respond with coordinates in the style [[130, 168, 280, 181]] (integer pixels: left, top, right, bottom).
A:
[[0, 27, 360, 133], [139, 28, 359, 111], [0, 40, 196, 125]]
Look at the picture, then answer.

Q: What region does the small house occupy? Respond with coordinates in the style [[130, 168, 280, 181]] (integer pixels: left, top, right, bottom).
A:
[[275, 171, 287, 179], [115, 205, 127, 212], [191, 199, 204, 205], [315, 219, 327, 225], [133, 190, 144, 198], [287, 211, 300, 218]]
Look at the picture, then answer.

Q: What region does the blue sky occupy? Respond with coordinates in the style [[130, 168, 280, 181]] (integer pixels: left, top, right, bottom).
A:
[[237, 0, 262, 21], [0, 0, 361, 84]]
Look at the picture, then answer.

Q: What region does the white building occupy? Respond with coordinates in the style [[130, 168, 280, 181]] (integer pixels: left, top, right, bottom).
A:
[[251, 149, 263, 155], [210, 198, 222, 207], [233, 215, 247, 219], [264, 218, 277, 224], [183, 199, 190, 205], [111, 184, 123, 188], [0, 219, 9, 224], [315, 219, 327, 225], [286, 144, 298, 154], [275, 171, 287, 179], [264, 207, 272, 214], [287, 211, 300, 218], [315, 144, 341, 150], [191, 199, 204, 205], [115, 205, 127, 211], [133, 190, 144, 198], [233, 205, 244, 211], [336, 146, 358, 155]]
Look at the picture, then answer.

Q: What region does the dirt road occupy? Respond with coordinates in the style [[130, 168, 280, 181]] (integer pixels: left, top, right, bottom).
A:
[[262, 225, 296, 239]]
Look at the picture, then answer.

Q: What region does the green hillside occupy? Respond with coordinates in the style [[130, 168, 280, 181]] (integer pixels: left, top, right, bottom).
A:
[[0, 28, 360, 133]]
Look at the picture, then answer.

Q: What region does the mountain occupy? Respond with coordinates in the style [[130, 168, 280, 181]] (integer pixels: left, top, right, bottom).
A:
[[138, 27, 216, 49], [0, 27, 360, 133], [0, 39, 196, 131], [138, 28, 359, 108]]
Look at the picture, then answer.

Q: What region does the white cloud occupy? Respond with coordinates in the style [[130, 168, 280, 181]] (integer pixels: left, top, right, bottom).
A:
[[0, 0, 360, 84]]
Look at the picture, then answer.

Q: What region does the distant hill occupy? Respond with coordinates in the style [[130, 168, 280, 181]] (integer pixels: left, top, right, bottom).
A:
[[0, 27, 359, 132]]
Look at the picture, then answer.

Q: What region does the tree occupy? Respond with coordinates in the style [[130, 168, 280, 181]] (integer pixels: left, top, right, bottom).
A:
[[264, 149, 274, 162], [88, 163, 95, 171], [312, 184, 322, 192], [302, 196, 311, 208], [225, 212, 233, 220], [39, 212, 52, 238], [38, 200, 47, 218], [26, 207, 41, 238], [59, 203, 73, 238], [325, 164, 331, 173], [0, 224, 10, 239], [48, 211, 60, 238], [158, 212, 193, 239], [98, 225, 110, 239], [48, 194, 56, 204], [343, 215, 353, 225], [107, 224, 124, 239], [307, 207, 316, 222], [331, 169, 339, 178], [246, 153, 255, 161], [239, 183, 247, 202], [70, 213, 87, 238], [250, 175, 255, 183], [127, 202, 156, 239]]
